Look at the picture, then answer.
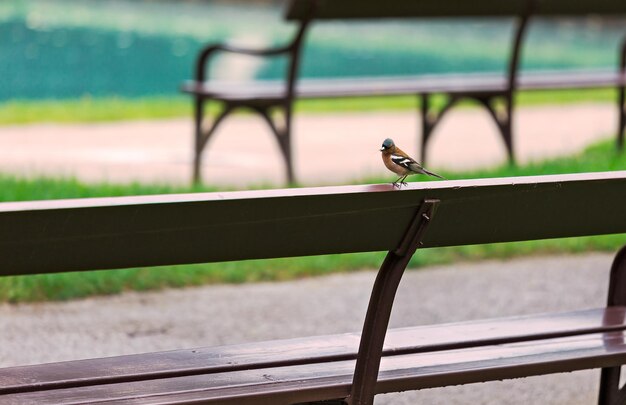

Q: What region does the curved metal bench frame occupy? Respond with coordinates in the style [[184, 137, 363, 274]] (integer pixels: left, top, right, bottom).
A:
[[187, 0, 626, 184]]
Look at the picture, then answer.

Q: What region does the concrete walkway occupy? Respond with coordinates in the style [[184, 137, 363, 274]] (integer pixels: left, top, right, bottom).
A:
[[0, 253, 616, 404], [0, 102, 617, 187]]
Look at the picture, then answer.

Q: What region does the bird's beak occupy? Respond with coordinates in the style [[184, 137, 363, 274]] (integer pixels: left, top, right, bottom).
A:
[[379, 147, 385, 151]]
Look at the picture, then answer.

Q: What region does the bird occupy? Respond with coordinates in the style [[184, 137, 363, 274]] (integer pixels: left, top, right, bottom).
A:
[[379, 138, 446, 187]]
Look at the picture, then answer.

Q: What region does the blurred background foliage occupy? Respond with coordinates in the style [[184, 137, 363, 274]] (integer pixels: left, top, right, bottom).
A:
[[1, 0, 625, 101]]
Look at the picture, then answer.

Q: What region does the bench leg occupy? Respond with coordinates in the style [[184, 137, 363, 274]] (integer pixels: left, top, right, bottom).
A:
[[419, 93, 460, 165], [255, 105, 295, 184], [476, 95, 515, 164], [193, 98, 205, 184], [192, 99, 234, 185], [618, 37, 626, 152], [598, 245, 626, 405], [419, 93, 516, 165], [420, 93, 431, 164], [503, 97, 515, 164], [618, 83, 625, 152]]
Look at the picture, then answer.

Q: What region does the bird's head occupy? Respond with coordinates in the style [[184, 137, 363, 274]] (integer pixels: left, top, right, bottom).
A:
[[380, 138, 395, 152]]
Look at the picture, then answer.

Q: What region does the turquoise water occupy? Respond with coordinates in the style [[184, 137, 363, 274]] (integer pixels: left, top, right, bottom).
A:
[[1, 0, 624, 101]]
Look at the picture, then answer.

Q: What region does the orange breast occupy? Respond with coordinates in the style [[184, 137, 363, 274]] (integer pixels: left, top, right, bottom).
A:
[[382, 153, 408, 175]]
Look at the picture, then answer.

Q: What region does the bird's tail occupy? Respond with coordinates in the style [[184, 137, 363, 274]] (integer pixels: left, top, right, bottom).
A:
[[423, 168, 446, 180]]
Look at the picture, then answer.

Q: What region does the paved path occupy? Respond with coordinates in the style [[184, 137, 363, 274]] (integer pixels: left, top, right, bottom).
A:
[[0, 253, 616, 404], [0, 102, 617, 187]]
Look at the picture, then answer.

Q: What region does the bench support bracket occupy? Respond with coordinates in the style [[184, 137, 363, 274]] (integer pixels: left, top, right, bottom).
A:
[[599, 244, 626, 405], [618, 37, 626, 152], [420, 11, 530, 166], [420, 92, 514, 165], [347, 199, 440, 405]]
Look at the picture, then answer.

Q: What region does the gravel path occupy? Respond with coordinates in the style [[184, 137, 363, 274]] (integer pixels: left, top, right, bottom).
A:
[[1, 252, 618, 404]]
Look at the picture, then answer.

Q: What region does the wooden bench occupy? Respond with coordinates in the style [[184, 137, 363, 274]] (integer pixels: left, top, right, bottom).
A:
[[182, 0, 626, 184], [1, 171, 626, 404]]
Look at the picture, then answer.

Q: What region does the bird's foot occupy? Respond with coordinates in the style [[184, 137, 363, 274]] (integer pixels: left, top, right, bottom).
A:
[[391, 182, 401, 189], [400, 180, 408, 187]]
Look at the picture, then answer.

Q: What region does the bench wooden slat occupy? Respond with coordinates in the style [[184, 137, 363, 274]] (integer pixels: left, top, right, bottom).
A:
[[286, 0, 626, 20], [4, 331, 626, 405], [2, 307, 624, 395], [518, 70, 626, 90], [181, 70, 626, 100], [0, 172, 624, 276], [180, 74, 509, 100], [1, 174, 625, 403]]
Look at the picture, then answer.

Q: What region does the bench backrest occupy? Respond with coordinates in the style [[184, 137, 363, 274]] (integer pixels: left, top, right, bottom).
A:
[[0, 171, 625, 277], [286, 0, 626, 20]]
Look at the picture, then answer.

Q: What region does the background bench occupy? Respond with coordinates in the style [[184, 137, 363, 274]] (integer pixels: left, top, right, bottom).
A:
[[182, 0, 626, 184], [1, 171, 626, 404]]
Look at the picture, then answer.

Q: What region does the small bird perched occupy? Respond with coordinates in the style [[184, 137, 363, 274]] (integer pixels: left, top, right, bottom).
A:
[[380, 138, 445, 187]]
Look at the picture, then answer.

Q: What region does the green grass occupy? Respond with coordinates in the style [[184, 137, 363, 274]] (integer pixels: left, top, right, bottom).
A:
[[0, 139, 624, 302], [0, 175, 217, 202], [0, 96, 191, 125], [0, 87, 617, 125]]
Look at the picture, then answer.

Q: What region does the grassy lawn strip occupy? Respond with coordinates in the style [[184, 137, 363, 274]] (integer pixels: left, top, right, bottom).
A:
[[0, 87, 617, 125], [0, 97, 191, 125], [0, 140, 624, 302]]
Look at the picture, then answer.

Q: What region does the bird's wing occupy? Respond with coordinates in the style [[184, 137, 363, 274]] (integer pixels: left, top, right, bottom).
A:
[[391, 154, 423, 172], [391, 153, 446, 179]]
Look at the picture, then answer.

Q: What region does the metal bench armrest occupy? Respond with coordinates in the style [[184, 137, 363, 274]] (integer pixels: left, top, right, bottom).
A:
[[194, 42, 293, 82]]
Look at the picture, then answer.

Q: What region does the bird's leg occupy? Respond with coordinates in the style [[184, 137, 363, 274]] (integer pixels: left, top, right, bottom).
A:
[[392, 176, 403, 188], [400, 175, 408, 187]]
